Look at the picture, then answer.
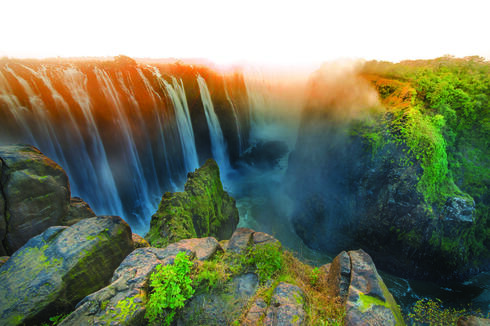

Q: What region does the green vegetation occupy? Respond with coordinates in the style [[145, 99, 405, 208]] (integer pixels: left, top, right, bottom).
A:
[[241, 243, 283, 281], [39, 314, 67, 326], [407, 298, 488, 325], [145, 252, 195, 325], [359, 56, 490, 263]]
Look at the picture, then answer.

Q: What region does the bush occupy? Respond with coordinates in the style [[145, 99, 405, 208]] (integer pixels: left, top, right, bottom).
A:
[[242, 243, 283, 281], [145, 252, 195, 325]]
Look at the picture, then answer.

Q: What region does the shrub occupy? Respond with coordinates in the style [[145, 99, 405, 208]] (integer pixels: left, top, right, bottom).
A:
[[145, 252, 195, 325], [243, 243, 283, 281]]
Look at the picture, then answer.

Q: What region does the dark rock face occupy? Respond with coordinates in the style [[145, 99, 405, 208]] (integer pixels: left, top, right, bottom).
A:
[[146, 159, 239, 247], [0, 145, 70, 254], [326, 249, 405, 326], [240, 140, 289, 168], [0, 216, 133, 326], [0, 145, 97, 254], [60, 245, 195, 326]]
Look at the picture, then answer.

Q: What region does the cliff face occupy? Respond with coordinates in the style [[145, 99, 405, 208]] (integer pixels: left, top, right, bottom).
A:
[[286, 63, 487, 282], [146, 159, 239, 247]]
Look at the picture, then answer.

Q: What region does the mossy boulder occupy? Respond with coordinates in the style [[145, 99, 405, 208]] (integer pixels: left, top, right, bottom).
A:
[[0, 145, 97, 254], [60, 243, 197, 326], [327, 249, 405, 326], [0, 216, 133, 326], [146, 159, 239, 247]]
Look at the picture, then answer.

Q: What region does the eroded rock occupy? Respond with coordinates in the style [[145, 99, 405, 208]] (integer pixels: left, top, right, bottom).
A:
[[264, 282, 306, 326]]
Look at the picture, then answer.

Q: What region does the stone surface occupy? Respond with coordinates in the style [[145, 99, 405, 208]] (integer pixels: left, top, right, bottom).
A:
[[242, 298, 267, 326], [264, 282, 306, 326], [253, 232, 281, 247], [132, 233, 150, 249], [443, 196, 475, 223], [326, 251, 351, 300], [60, 246, 195, 326], [343, 250, 405, 326], [458, 316, 490, 326], [0, 145, 70, 254], [0, 216, 133, 326], [146, 159, 239, 247], [227, 228, 254, 254], [178, 273, 259, 326], [62, 197, 96, 226], [166, 237, 222, 261], [0, 256, 8, 268]]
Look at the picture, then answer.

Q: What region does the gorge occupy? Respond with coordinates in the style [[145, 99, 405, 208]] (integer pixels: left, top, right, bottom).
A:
[[0, 55, 488, 320]]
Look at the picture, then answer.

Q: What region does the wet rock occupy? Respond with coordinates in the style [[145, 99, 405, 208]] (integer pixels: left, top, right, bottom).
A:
[[146, 159, 239, 247], [0, 216, 133, 326], [132, 234, 150, 249], [227, 228, 254, 254], [443, 196, 475, 223], [60, 246, 195, 326], [264, 282, 306, 326], [62, 197, 96, 226], [344, 250, 405, 326]]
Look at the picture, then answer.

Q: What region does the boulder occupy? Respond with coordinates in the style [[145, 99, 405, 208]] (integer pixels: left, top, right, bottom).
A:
[[264, 282, 306, 326], [132, 233, 150, 249], [442, 196, 475, 223], [339, 250, 405, 326], [166, 237, 222, 261], [146, 159, 239, 247], [227, 228, 254, 254], [0, 216, 133, 326], [458, 316, 490, 326], [60, 245, 195, 326], [326, 251, 351, 300], [242, 298, 267, 326], [178, 273, 259, 325], [62, 197, 96, 226], [0, 145, 70, 254]]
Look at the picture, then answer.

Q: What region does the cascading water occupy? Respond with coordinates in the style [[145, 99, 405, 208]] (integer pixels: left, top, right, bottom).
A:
[[197, 74, 231, 175], [0, 60, 246, 234], [224, 82, 243, 155]]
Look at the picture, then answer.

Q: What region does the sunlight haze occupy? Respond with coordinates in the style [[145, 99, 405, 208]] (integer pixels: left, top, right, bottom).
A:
[[1, 0, 489, 65]]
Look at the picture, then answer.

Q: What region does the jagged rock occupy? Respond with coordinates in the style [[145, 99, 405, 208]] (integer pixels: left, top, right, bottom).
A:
[[166, 237, 222, 260], [326, 251, 351, 300], [0, 145, 70, 254], [132, 233, 150, 249], [342, 250, 405, 326], [60, 245, 196, 326], [178, 273, 259, 326], [253, 231, 281, 247], [320, 263, 331, 276], [146, 159, 239, 247], [242, 298, 267, 326], [264, 282, 306, 326], [62, 197, 96, 226], [0, 216, 133, 326], [0, 256, 8, 267], [458, 316, 490, 326], [227, 228, 254, 254], [443, 196, 475, 223]]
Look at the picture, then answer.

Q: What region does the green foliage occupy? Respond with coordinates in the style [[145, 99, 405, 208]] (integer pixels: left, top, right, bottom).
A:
[[145, 252, 195, 325], [194, 259, 231, 291], [309, 267, 321, 287], [242, 243, 283, 281], [39, 314, 67, 326], [407, 298, 472, 325]]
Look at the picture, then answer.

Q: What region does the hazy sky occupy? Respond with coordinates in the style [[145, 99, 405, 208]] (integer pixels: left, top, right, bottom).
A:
[[1, 0, 488, 66]]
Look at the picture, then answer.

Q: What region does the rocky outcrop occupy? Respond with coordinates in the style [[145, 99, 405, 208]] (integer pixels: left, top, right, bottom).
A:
[[458, 316, 490, 326], [0, 145, 97, 254], [132, 233, 150, 249], [327, 249, 405, 326], [146, 159, 239, 247], [60, 244, 196, 326], [0, 216, 133, 326], [264, 282, 306, 326]]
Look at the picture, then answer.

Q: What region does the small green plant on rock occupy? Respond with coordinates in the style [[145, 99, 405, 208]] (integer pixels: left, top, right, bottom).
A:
[[243, 243, 283, 281], [145, 252, 195, 325], [408, 298, 468, 325]]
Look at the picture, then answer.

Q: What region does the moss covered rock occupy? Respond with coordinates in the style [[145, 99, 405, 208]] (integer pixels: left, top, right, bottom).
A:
[[0, 216, 133, 326], [0, 145, 97, 254], [146, 159, 239, 247]]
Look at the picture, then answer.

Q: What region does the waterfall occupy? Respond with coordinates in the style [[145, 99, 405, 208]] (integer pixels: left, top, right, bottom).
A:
[[153, 69, 199, 173], [197, 74, 231, 173], [224, 82, 243, 155]]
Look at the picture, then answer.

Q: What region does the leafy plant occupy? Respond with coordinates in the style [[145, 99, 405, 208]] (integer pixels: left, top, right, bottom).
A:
[[145, 252, 195, 325], [194, 259, 230, 291], [408, 298, 467, 325], [39, 314, 67, 326], [242, 243, 283, 281], [309, 267, 321, 287]]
